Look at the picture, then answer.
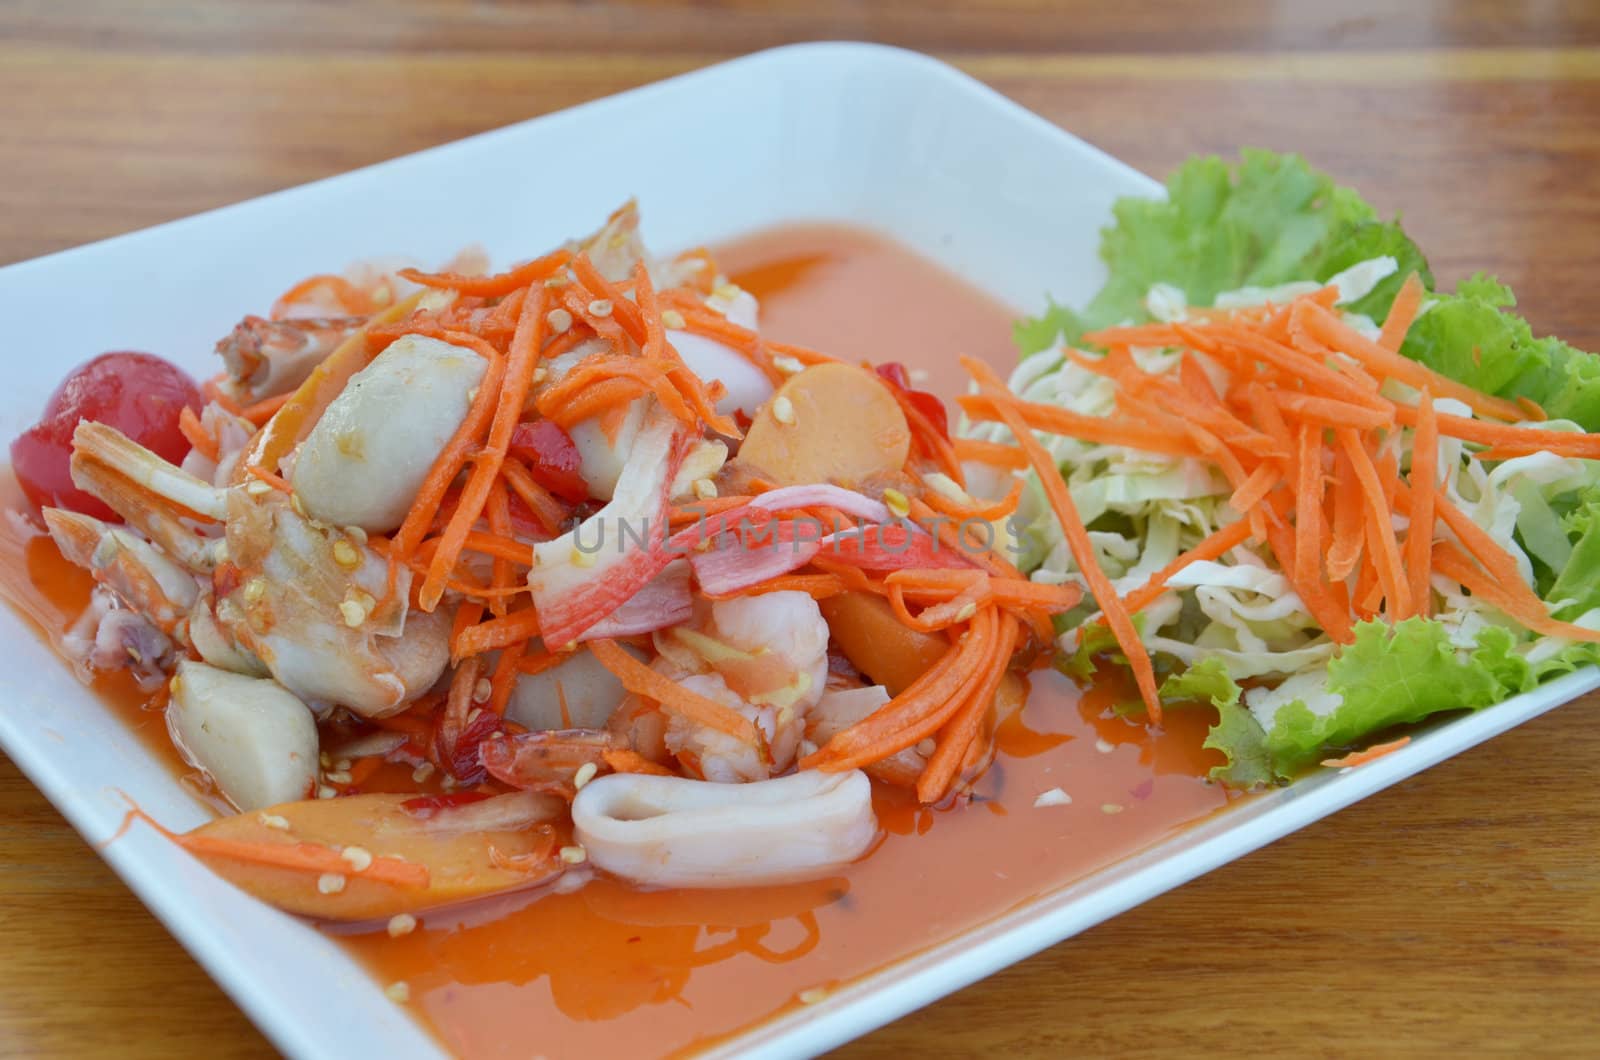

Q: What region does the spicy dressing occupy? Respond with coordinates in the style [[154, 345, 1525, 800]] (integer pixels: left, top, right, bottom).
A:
[[0, 224, 1235, 1059]]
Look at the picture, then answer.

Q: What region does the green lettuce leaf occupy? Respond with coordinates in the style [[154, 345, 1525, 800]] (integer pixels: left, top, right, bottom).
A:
[[1547, 499, 1600, 620], [1160, 659, 1278, 787], [1510, 337, 1600, 431], [1014, 298, 1084, 356], [1399, 273, 1600, 431], [1312, 219, 1433, 320], [1399, 274, 1539, 399], [1016, 149, 1428, 349], [1158, 620, 1591, 787], [1261, 619, 1509, 773]]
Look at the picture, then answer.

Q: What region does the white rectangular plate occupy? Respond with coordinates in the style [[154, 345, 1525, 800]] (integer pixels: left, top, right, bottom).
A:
[[1, 42, 1594, 1060]]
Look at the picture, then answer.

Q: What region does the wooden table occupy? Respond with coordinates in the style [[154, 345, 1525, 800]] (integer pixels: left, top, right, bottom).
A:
[[3, 2, 1598, 1055]]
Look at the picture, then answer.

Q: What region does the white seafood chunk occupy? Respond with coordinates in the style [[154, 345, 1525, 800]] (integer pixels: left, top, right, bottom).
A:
[[166, 660, 319, 812], [668, 331, 773, 418], [293, 334, 487, 532], [568, 397, 648, 501], [505, 646, 632, 731], [572, 769, 877, 888]]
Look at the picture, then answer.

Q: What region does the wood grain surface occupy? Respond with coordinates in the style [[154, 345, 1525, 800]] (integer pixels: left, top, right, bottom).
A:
[[3, 2, 1598, 1057]]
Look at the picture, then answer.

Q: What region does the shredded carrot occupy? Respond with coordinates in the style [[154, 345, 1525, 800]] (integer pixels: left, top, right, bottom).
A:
[[886, 569, 1082, 613], [1080, 323, 1189, 349], [239, 391, 292, 426], [763, 338, 841, 368], [244, 464, 293, 494], [669, 308, 784, 383], [1261, 493, 1354, 642], [561, 285, 627, 347], [485, 478, 514, 618], [1171, 410, 1249, 490], [545, 376, 650, 428], [805, 607, 997, 770], [1273, 391, 1394, 431], [1321, 735, 1411, 769], [660, 354, 742, 439], [953, 436, 1029, 469], [1335, 428, 1411, 618], [413, 531, 533, 568], [1230, 461, 1280, 514], [1297, 301, 1532, 422], [451, 600, 485, 651], [121, 806, 429, 888], [487, 638, 524, 714], [1351, 544, 1382, 622], [1294, 422, 1325, 592], [905, 496, 1026, 581], [1431, 540, 1600, 644], [454, 608, 543, 659], [1393, 404, 1589, 458], [381, 545, 524, 600], [178, 406, 219, 463], [921, 477, 1024, 522], [633, 262, 666, 360], [419, 290, 546, 610], [1178, 353, 1222, 404], [570, 254, 647, 346], [270, 274, 375, 320], [886, 576, 993, 633], [1325, 447, 1365, 582], [1120, 519, 1254, 615], [1205, 324, 1387, 409], [1403, 391, 1439, 618], [201, 376, 245, 416], [387, 339, 508, 604], [537, 355, 696, 429], [704, 572, 848, 600], [961, 356, 1161, 722], [602, 749, 675, 776], [588, 639, 763, 746], [499, 456, 568, 536], [1238, 380, 1297, 453], [398, 249, 571, 298], [667, 495, 756, 526], [916, 611, 1018, 803], [514, 649, 568, 677], [1379, 272, 1426, 352], [958, 394, 1198, 458]]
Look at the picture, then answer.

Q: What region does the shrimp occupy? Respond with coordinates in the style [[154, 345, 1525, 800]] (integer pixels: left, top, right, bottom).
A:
[[215, 315, 363, 405], [179, 400, 258, 488], [806, 683, 928, 788], [64, 420, 450, 716], [43, 508, 203, 687], [60, 588, 175, 690], [42, 508, 199, 634], [651, 591, 830, 782], [483, 592, 830, 790]]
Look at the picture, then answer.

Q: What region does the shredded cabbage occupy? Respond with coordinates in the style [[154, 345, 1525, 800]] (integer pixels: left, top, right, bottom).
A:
[[984, 150, 1600, 785]]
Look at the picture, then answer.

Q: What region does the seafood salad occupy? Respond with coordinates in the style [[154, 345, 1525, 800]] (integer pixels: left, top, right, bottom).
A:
[[9, 148, 1597, 994], [6, 203, 1071, 923]]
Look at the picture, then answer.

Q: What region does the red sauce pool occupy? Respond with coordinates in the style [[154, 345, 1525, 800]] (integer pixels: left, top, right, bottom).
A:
[[0, 224, 1238, 1058]]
